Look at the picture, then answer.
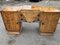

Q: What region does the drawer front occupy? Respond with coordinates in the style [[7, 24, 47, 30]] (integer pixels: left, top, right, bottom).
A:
[[21, 10, 40, 23]]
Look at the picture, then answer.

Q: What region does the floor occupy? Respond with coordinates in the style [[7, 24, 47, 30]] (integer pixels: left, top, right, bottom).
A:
[[0, 1, 60, 45]]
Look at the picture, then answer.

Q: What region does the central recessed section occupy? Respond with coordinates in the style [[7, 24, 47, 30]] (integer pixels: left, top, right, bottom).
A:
[[21, 10, 40, 23]]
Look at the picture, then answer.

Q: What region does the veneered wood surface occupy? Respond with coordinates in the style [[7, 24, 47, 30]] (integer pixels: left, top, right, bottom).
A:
[[21, 10, 40, 23], [1, 6, 60, 34], [39, 12, 60, 33], [32, 5, 58, 12], [1, 11, 22, 33], [1, 11, 60, 34]]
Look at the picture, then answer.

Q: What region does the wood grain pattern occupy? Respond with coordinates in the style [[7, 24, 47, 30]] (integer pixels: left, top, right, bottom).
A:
[[21, 10, 40, 23], [32, 5, 58, 12], [1, 11, 22, 34], [39, 12, 60, 33], [1, 6, 60, 35]]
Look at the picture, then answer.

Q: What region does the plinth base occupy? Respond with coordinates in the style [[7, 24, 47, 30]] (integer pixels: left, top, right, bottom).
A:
[[40, 33, 54, 36], [7, 32, 20, 35]]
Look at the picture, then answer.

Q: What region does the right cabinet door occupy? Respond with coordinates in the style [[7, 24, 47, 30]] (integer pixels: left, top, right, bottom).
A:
[[39, 12, 59, 33]]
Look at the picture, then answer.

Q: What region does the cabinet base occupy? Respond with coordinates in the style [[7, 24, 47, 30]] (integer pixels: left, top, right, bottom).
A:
[[7, 32, 20, 35], [40, 32, 54, 36]]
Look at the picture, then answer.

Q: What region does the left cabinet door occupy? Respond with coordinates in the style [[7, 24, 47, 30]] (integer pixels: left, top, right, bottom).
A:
[[1, 11, 22, 34]]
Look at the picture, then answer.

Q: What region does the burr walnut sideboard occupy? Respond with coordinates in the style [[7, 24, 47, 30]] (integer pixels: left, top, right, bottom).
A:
[[0, 6, 60, 35]]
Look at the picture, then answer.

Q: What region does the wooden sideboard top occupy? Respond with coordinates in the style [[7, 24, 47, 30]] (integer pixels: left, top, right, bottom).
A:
[[0, 5, 60, 12]]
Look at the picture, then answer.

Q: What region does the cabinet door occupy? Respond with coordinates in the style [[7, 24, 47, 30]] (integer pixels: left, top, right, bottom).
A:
[[1, 11, 22, 33], [39, 12, 59, 33]]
